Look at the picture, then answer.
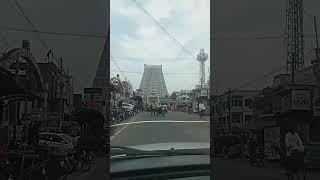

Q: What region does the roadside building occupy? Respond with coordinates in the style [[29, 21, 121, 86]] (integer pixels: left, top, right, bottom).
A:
[[272, 64, 320, 150], [213, 90, 261, 137]]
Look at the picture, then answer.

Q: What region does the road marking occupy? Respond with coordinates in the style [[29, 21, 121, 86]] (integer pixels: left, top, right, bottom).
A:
[[110, 116, 137, 141], [110, 120, 209, 127]]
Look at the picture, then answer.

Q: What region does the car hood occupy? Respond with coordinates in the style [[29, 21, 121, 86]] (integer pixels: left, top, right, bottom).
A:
[[128, 142, 210, 151]]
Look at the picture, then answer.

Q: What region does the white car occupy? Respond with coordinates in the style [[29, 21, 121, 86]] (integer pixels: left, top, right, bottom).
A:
[[122, 103, 134, 111], [39, 132, 74, 155]]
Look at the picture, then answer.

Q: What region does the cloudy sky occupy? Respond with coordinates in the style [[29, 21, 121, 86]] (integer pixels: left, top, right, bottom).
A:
[[1, 0, 320, 95], [110, 0, 210, 93]]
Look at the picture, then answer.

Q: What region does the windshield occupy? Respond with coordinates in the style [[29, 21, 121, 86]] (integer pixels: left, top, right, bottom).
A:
[[110, 0, 210, 150]]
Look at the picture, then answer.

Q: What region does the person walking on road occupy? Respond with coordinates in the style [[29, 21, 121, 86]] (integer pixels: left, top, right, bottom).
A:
[[198, 102, 206, 119], [282, 124, 304, 176]]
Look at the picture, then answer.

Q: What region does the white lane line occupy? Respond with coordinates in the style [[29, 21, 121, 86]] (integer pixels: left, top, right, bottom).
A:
[[110, 120, 209, 127], [110, 116, 137, 141]]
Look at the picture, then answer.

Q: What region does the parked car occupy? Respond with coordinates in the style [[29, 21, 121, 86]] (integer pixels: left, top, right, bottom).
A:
[[122, 103, 134, 111], [39, 132, 74, 155]]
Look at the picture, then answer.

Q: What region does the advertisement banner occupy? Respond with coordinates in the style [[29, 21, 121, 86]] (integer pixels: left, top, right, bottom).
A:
[[291, 90, 311, 110], [313, 88, 320, 116]]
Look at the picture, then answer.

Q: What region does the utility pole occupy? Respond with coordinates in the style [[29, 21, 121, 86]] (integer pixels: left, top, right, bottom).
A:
[[312, 16, 320, 64], [286, 0, 304, 84], [59, 58, 64, 128], [228, 88, 231, 134], [66, 68, 72, 120]]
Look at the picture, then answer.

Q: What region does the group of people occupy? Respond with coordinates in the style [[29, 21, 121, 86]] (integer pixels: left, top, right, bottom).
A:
[[150, 105, 167, 116]]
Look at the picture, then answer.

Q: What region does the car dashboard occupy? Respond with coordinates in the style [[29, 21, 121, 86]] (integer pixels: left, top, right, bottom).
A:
[[110, 154, 210, 180]]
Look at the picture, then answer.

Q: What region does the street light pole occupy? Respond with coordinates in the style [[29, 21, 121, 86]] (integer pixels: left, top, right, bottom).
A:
[[59, 58, 64, 128], [228, 88, 231, 134]]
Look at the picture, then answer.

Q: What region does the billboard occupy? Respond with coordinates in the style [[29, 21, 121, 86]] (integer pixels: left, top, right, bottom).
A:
[[291, 90, 311, 110]]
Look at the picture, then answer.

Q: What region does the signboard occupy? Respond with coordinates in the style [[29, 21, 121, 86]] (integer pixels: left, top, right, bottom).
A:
[[200, 90, 208, 97], [313, 88, 320, 116], [264, 127, 280, 160], [291, 90, 311, 110]]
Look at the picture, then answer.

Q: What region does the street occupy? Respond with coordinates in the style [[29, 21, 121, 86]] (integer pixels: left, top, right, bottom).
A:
[[67, 111, 209, 179], [110, 111, 210, 146]]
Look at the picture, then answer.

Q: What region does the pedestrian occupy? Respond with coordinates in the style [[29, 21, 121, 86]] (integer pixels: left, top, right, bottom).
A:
[[283, 124, 304, 174], [150, 105, 153, 116], [199, 102, 206, 119]]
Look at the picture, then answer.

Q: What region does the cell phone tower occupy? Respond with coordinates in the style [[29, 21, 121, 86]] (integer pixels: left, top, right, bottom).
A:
[[197, 49, 208, 88], [286, 0, 305, 84]]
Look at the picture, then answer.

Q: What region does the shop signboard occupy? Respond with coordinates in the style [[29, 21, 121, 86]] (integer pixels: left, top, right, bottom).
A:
[[291, 90, 311, 110], [264, 126, 280, 160], [200, 90, 208, 97]]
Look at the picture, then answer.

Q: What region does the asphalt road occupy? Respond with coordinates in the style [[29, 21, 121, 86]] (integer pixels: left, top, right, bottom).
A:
[[110, 111, 210, 146]]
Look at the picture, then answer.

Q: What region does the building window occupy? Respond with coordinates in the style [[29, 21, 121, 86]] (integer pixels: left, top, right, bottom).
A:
[[244, 115, 252, 124], [245, 98, 253, 108], [232, 96, 243, 107], [231, 113, 242, 123]]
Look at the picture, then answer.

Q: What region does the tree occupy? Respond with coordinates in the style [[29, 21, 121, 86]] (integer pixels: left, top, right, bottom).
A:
[[170, 92, 177, 100]]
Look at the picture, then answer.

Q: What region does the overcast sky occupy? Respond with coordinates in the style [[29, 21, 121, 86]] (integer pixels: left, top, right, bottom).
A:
[[1, 0, 319, 95], [110, 0, 210, 93]]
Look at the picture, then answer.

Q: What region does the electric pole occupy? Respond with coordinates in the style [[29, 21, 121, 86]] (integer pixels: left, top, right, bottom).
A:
[[66, 68, 72, 120], [59, 58, 64, 128], [312, 16, 320, 64], [228, 88, 231, 134]]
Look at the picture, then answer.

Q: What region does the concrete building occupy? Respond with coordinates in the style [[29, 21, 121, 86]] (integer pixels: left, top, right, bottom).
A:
[[139, 64, 168, 107], [213, 90, 261, 136]]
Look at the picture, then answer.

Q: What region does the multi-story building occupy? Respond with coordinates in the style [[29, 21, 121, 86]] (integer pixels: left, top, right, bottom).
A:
[[213, 90, 261, 136], [177, 90, 192, 102]]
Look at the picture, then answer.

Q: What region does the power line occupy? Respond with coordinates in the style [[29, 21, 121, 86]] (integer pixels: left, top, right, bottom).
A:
[[211, 35, 285, 41], [110, 55, 128, 81], [111, 70, 198, 75], [112, 57, 193, 60], [231, 49, 315, 91], [9, 0, 60, 65], [0, 26, 107, 38], [5, 24, 318, 42], [131, 0, 196, 59]]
